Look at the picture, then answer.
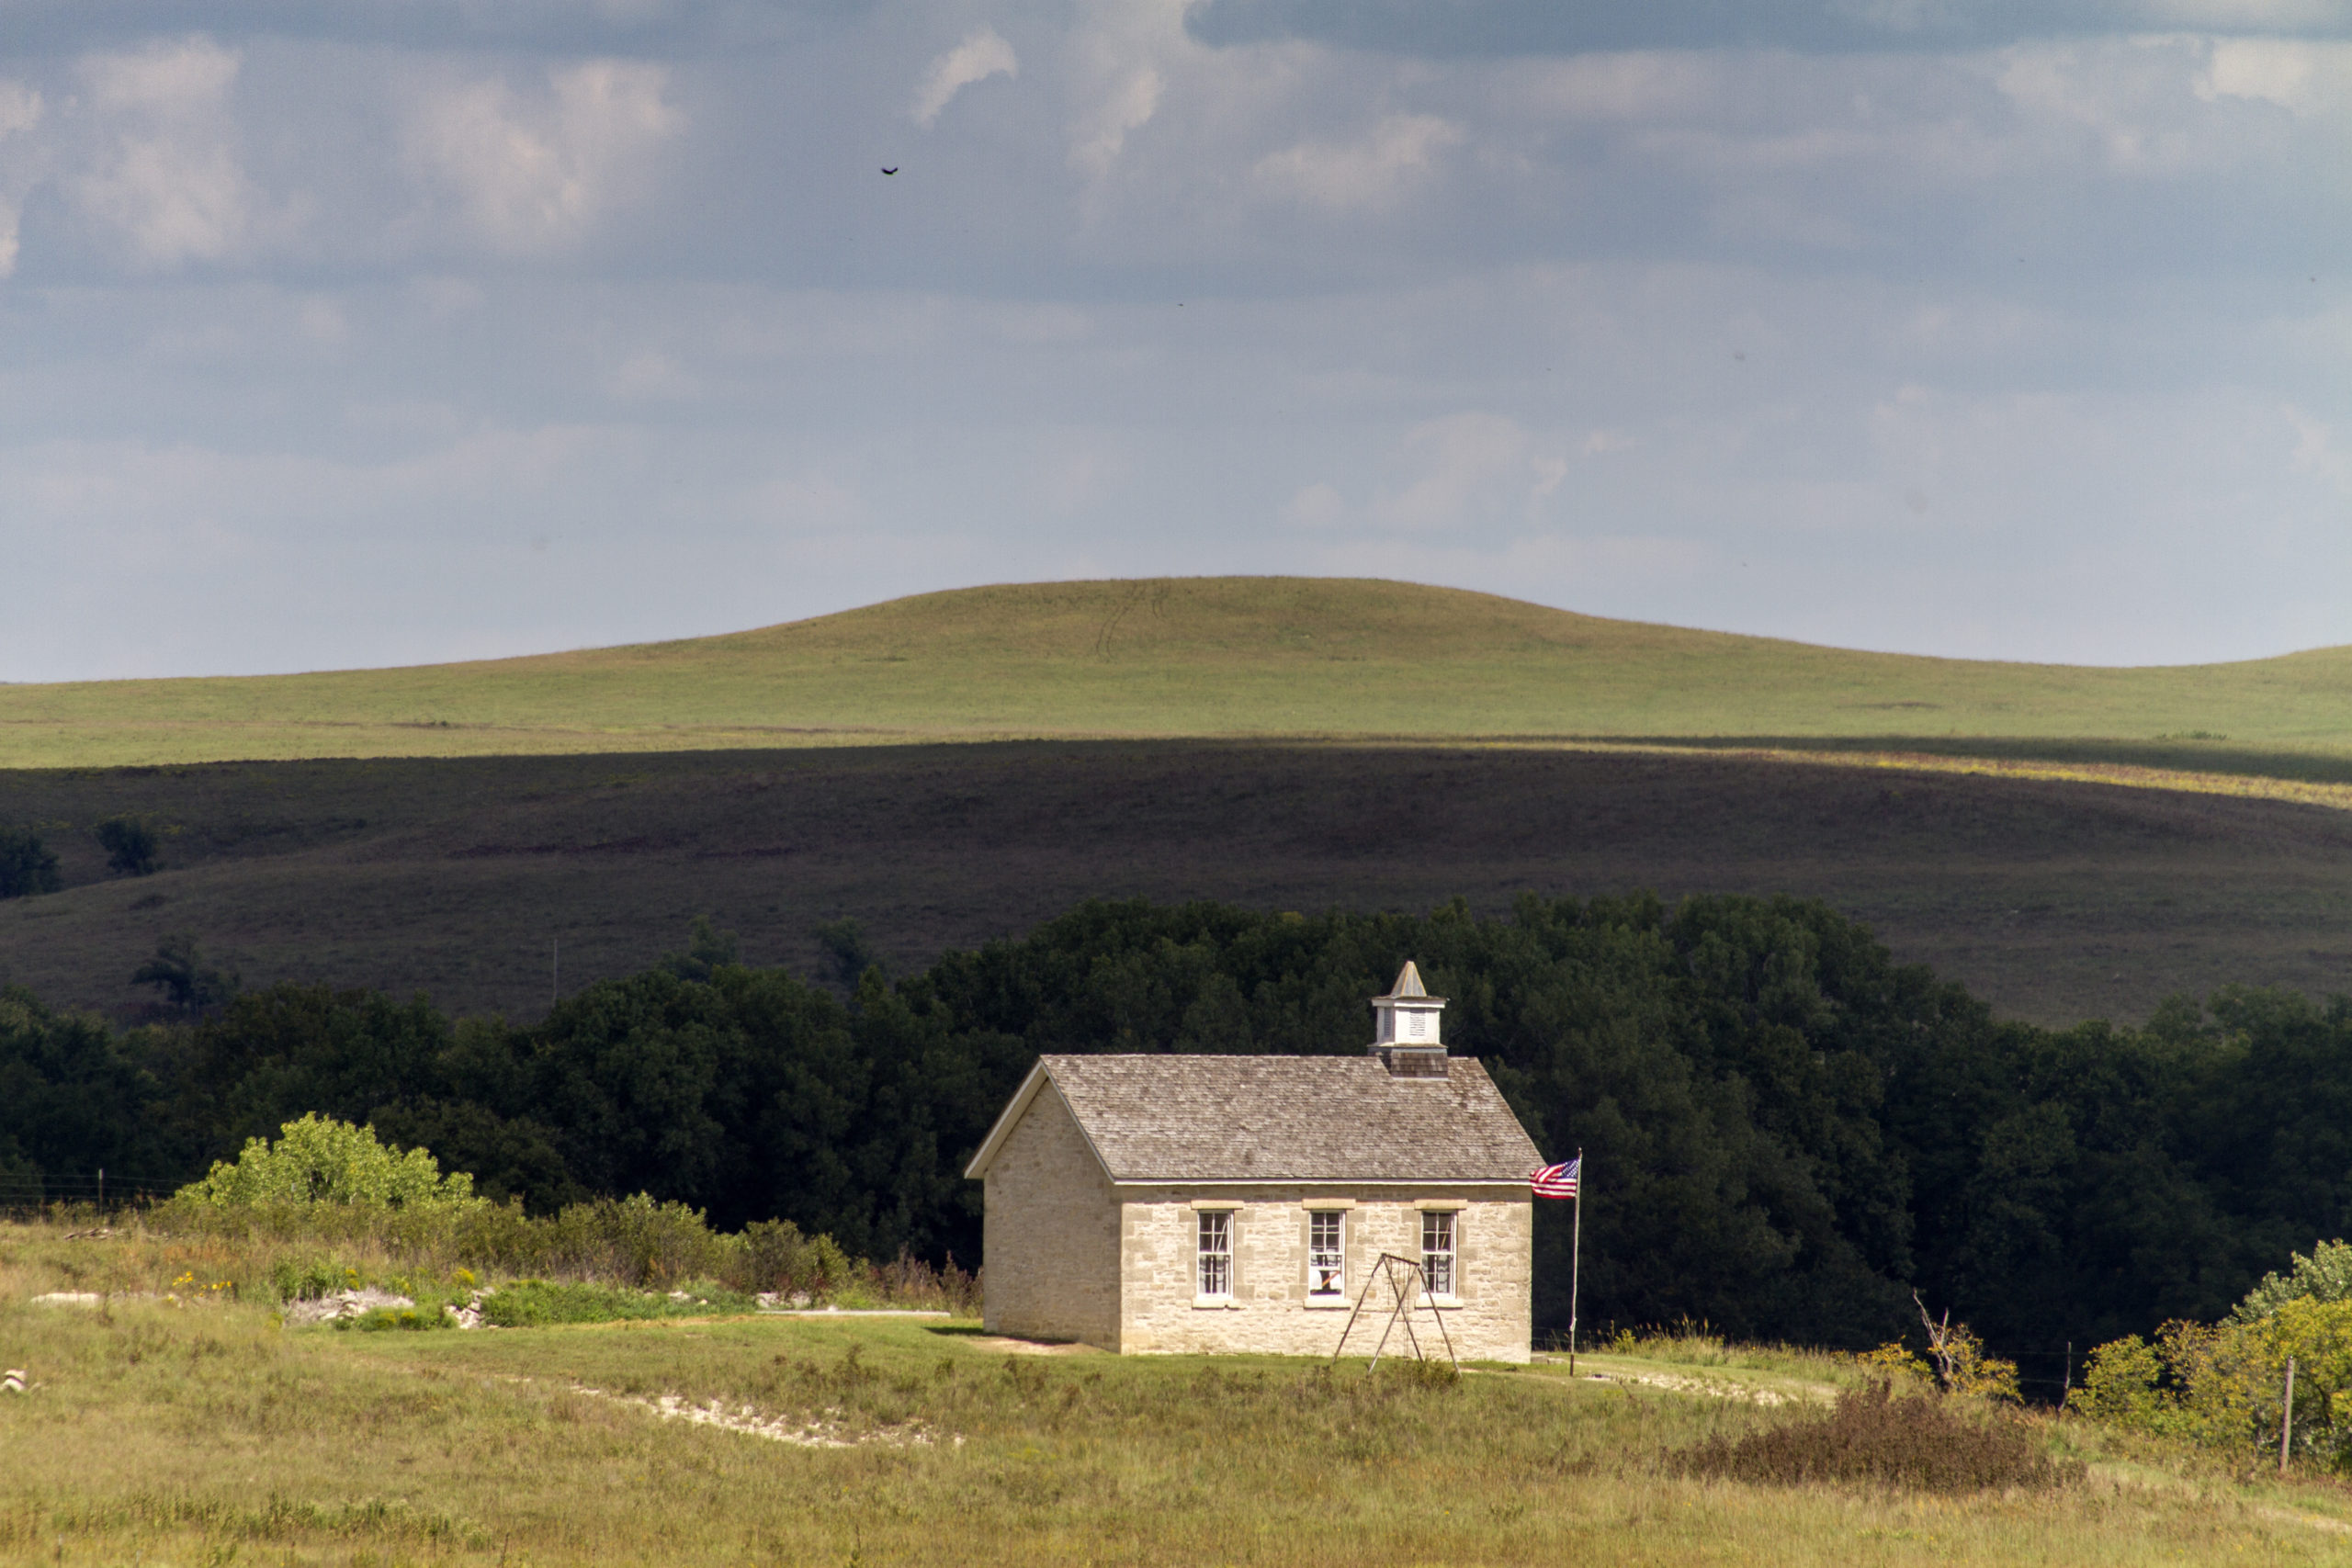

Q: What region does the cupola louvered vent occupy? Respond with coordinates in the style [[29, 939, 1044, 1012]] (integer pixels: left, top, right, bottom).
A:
[[1369, 962, 1448, 1077]]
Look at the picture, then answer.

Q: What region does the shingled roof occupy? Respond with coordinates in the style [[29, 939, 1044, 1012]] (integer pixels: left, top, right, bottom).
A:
[[966, 1053, 1544, 1184]]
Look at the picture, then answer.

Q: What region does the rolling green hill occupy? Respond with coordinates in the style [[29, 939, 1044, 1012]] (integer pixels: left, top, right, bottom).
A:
[[6, 577, 2351, 772]]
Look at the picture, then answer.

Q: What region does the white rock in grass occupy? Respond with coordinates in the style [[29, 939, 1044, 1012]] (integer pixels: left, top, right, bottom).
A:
[[281, 1288, 413, 1326]]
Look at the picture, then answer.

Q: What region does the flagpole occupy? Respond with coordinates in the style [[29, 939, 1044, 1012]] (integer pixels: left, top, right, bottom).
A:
[[1568, 1145, 1583, 1378]]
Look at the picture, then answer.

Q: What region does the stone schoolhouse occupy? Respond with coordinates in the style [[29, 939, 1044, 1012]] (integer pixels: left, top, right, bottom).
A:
[[964, 964, 1544, 1360]]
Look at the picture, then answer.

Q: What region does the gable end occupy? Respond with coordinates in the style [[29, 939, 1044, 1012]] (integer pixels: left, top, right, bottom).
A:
[[964, 1061, 1117, 1182]]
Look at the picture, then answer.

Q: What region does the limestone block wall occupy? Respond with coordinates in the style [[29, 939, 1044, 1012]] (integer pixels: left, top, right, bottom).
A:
[[979, 1086, 1122, 1347], [1115, 1185, 1531, 1362]]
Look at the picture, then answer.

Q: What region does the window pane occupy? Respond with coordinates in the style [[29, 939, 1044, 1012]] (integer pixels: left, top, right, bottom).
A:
[[1421, 1211, 1455, 1297], [1308, 1211, 1344, 1296], [1198, 1211, 1232, 1297]]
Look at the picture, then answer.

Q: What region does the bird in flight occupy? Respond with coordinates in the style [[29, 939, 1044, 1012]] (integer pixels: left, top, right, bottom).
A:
[[881, 166, 899, 175]]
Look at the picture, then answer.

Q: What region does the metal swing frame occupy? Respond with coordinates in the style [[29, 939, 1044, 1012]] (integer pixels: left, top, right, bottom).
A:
[[1329, 1252, 1458, 1371]]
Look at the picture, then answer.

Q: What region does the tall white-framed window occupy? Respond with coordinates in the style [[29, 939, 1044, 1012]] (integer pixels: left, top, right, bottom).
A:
[[1197, 1211, 1233, 1299], [1307, 1211, 1346, 1299], [1420, 1210, 1457, 1298]]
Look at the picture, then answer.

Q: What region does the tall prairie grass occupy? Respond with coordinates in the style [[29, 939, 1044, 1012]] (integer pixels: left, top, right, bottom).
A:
[[6, 1218, 2352, 1566], [6, 1198, 978, 1316]]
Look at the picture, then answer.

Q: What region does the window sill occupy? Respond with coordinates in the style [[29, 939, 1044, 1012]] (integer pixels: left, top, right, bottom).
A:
[[1304, 1296, 1351, 1310], [1193, 1296, 1242, 1310], [1425, 1295, 1464, 1310]]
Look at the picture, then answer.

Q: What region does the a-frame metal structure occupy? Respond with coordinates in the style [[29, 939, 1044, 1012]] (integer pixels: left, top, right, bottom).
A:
[[1329, 1252, 1457, 1371]]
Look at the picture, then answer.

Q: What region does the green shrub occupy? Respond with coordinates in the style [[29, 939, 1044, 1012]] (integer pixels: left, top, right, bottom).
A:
[[174, 1114, 481, 1211], [2236, 1240, 2352, 1322], [478, 1280, 757, 1327], [146, 1118, 912, 1314], [1912, 1308, 2021, 1402], [2065, 1335, 2164, 1426], [267, 1257, 356, 1302], [729, 1218, 849, 1297], [659, 916, 741, 982], [128, 934, 238, 1018], [337, 1305, 454, 1333], [1680, 1382, 2077, 1493], [844, 1248, 978, 1314], [536, 1193, 728, 1286], [94, 814, 160, 875], [0, 827, 61, 898], [2070, 1298, 2352, 1468]]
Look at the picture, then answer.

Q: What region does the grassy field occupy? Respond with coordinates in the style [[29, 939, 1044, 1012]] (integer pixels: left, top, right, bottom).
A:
[[3, 1221, 2347, 1568], [11, 577, 2352, 1029], [6, 577, 2352, 774], [9, 740, 2352, 1027]]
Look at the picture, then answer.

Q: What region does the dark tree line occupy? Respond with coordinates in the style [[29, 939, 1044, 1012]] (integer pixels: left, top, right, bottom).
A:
[[4, 892, 2348, 1353]]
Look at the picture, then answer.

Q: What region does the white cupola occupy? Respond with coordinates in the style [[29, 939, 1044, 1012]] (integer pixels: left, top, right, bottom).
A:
[[1369, 961, 1446, 1058]]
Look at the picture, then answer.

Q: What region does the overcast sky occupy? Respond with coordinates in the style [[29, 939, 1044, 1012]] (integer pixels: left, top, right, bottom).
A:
[[0, 0, 2345, 680]]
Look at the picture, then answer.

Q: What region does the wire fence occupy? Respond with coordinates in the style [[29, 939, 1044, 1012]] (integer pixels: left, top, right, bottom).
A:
[[1542, 1326, 2101, 1406], [2006, 1347, 2085, 1400], [0, 1170, 183, 1215]]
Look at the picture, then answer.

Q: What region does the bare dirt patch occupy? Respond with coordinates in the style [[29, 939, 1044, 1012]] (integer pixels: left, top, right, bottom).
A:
[[560, 1382, 952, 1449], [962, 1336, 1099, 1356]]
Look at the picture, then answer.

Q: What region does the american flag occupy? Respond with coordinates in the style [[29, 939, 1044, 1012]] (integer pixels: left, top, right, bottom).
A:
[[1531, 1157, 1580, 1199]]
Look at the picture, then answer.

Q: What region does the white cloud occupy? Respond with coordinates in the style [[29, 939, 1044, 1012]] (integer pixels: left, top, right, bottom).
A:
[[602, 348, 697, 400], [1253, 114, 1466, 212], [1069, 65, 1162, 175], [1374, 412, 1565, 531], [2139, 0, 2352, 28], [85, 35, 240, 119], [74, 38, 256, 267], [1508, 52, 1710, 122], [913, 28, 1018, 129], [405, 59, 679, 253], [0, 83, 39, 141], [1324, 531, 1715, 607], [408, 275, 487, 321], [1035, 437, 1129, 515], [1283, 480, 1346, 527], [0, 12, 2343, 678], [2197, 37, 2352, 115], [1062, 0, 1200, 180], [740, 471, 865, 528], [297, 296, 348, 344], [2284, 404, 2351, 496], [1984, 37, 2311, 177], [0, 79, 43, 277]]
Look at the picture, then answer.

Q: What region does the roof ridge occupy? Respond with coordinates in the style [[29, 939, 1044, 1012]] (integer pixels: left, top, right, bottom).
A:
[[1027, 1050, 1542, 1183]]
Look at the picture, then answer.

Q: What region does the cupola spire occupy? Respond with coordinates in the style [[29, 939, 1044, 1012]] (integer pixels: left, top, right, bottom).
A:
[[1369, 962, 1447, 1077]]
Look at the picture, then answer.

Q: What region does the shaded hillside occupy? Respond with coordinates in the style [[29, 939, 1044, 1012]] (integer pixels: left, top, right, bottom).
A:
[[6, 741, 2352, 1028]]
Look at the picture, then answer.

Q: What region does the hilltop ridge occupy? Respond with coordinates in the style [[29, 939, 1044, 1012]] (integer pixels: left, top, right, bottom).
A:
[[4, 576, 2349, 771]]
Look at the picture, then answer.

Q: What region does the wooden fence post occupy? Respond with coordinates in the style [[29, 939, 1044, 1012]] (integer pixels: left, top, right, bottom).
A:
[[2281, 1357, 2297, 1478]]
